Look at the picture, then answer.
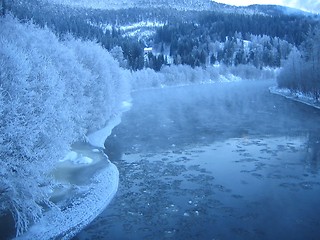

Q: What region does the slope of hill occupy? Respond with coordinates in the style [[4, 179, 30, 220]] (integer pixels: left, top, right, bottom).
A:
[[45, 0, 257, 14], [6, 0, 319, 72], [246, 4, 313, 16], [44, 0, 314, 17]]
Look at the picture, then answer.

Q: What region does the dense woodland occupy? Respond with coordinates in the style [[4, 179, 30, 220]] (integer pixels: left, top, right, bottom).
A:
[[151, 12, 314, 68], [6, 0, 319, 70]]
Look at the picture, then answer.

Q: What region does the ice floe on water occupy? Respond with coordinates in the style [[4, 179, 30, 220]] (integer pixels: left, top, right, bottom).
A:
[[76, 136, 320, 240], [60, 151, 94, 165], [75, 81, 320, 240]]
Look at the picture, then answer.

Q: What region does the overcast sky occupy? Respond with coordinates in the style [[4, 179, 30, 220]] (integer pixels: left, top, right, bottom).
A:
[[214, 0, 320, 13]]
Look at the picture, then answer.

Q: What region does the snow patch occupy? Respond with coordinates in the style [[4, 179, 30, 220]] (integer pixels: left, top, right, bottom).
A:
[[121, 100, 132, 110], [60, 152, 93, 165], [87, 115, 122, 148], [119, 21, 165, 31], [87, 101, 132, 148], [74, 156, 93, 165], [87, 20, 164, 39], [60, 151, 78, 162], [16, 162, 119, 240], [218, 74, 242, 83], [269, 86, 320, 110]]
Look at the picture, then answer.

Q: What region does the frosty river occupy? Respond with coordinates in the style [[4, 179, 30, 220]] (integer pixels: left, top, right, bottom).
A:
[[75, 80, 320, 240]]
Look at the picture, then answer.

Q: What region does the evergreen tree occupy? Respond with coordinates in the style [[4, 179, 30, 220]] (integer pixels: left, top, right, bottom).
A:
[[1, 0, 5, 15]]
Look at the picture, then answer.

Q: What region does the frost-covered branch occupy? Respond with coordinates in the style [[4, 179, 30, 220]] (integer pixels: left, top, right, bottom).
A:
[[0, 15, 130, 236], [277, 24, 320, 100]]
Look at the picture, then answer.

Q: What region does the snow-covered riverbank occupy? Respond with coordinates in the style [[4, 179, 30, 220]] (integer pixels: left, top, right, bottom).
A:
[[16, 147, 119, 240], [269, 86, 320, 110]]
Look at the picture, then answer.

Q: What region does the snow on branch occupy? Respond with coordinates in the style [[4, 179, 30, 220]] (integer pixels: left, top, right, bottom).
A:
[[0, 15, 130, 236]]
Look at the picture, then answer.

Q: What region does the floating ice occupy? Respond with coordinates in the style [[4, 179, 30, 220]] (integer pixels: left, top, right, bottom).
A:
[[74, 156, 93, 165], [60, 151, 78, 162]]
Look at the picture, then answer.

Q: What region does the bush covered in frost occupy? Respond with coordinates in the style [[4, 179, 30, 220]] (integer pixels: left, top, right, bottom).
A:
[[0, 15, 130, 236]]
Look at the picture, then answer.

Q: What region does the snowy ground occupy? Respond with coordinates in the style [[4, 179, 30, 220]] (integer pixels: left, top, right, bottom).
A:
[[15, 144, 119, 240], [270, 86, 320, 110], [87, 20, 164, 40]]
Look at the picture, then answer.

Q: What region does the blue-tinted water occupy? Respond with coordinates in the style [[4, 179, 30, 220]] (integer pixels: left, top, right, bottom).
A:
[[75, 81, 320, 240]]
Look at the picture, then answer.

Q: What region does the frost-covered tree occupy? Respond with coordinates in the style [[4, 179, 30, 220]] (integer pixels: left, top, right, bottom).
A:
[[277, 47, 303, 90], [0, 35, 68, 237], [301, 25, 320, 95], [0, 15, 130, 236], [110, 46, 128, 68], [277, 24, 320, 99], [65, 38, 131, 132]]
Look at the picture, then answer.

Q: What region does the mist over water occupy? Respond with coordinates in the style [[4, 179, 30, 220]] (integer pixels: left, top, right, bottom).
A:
[[108, 80, 320, 153], [75, 80, 320, 240]]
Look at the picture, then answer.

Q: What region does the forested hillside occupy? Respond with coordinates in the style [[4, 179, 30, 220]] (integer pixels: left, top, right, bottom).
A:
[[6, 0, 319, 71]]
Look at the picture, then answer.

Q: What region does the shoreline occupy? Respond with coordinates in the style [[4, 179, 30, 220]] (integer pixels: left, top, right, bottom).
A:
[[269, 86, 320, 110], [16, 159, 119, 240]]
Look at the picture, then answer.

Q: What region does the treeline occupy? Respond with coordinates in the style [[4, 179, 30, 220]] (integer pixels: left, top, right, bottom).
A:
[[6, 0, 196, 70], [148, 11, 316, 70], [0, 15, 130, 236], [7, 0, 318, 71], [7, 0, 146, 70], [197, 12, 313, 44], [151, 31, 292, 69], [151, 12, 317, 70], [277, 25, 320, 100], [132, 64, 276, 90]]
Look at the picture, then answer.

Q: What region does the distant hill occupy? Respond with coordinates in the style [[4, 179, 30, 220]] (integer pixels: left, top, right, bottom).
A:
[[246, 4, 312, 16], [43, 0, 254, 14], [6, 0, 319, 71], [45, 0, 312, 17]]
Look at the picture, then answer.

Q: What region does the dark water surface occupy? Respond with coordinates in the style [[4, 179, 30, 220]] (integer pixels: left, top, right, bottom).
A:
[[75, 81, 320, 240]]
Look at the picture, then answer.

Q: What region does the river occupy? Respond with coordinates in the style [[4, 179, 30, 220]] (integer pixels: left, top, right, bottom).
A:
[[75, 80, 320, 240]]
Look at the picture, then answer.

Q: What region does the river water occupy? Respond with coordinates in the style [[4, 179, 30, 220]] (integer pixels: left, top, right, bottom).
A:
[[75, 80, 320, 240]]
